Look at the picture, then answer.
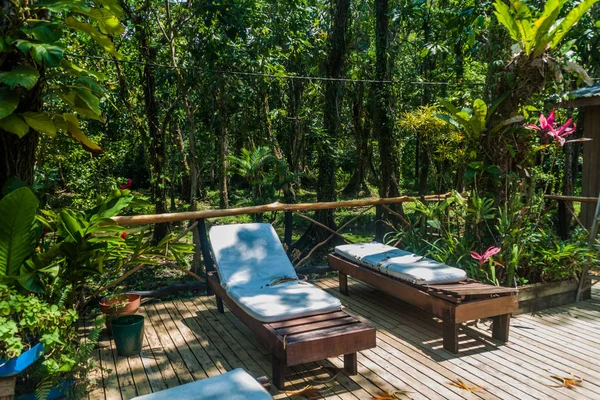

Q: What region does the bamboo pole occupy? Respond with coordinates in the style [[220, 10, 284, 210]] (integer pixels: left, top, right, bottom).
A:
[[110, 193, 451, 226], [544, 195, 598, 203]]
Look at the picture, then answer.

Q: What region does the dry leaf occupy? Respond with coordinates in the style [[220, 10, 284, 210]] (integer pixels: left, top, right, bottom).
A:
[[449, 378, 482, 392], [284, 384, 321, 399], [550, 375, 583, 390]]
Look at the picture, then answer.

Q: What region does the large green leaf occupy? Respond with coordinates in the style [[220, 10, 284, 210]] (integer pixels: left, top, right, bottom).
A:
[[494, 0, 521, 44], [33, 0, 90, 13], [0, 87, 19, 119], [16, 40, 64, 67], [550, 0, 598, 49], [59, 210, 84, 242], [64, 17, 123, 59], [533, 0, 566, 57], [471, 99, 487, 134], [96, 0, 124, 19], [73, 7, 124, 36], [0, 114, 30, 138], [22, 112, 57, 137], [20, 21, 63, 42], [0, 187, 39, 279], [55, 114, 103, 153], [0, 65, 40, 90]]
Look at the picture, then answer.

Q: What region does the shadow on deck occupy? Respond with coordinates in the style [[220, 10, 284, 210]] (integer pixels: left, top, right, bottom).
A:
[[89, 278, 600, 400]]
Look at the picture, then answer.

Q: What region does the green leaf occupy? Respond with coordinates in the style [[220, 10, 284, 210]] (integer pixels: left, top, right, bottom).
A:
[[550, 0, 599, 49], [0, 114, 30, 138], [55, 114, 103, 154], [96, 0, 124, 19], [72, 8, 124, 36], [531, 0, 562, 57], [471, 99, 487, 134], [494, 0, 521, 44], [32, 0, 90, 13], [20, 21, 63, 42], [0, 66, 40, 90], [0, 87, 19, 119], [64, 17, 123, 59], [15, 40, 64, 67], [22, 112, 56, 137], [0, 187, 39, 279], [59, 210, 84, 242]]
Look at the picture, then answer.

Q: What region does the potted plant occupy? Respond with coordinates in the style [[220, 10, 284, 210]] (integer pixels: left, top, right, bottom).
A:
[[111, 315, 145, 357], [0, 287, 77, 398]]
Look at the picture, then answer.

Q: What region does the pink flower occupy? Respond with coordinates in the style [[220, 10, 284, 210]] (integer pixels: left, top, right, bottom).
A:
[[524, 110, 577, 146], [471, 246, 501, 267]]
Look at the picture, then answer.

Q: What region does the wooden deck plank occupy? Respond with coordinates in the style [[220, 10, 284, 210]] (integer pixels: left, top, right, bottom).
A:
[[97, 278, 600, 400]]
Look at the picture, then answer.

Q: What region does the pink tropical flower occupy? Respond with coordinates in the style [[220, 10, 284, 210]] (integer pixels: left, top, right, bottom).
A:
[[471, 246, 501, 267], [524, 110, 577, 146]]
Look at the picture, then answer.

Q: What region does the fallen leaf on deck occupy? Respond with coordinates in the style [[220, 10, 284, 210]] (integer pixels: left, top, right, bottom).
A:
[[550, 375, 583, 389], [449, 378, 482, 392], [284, 384, 321, 399]]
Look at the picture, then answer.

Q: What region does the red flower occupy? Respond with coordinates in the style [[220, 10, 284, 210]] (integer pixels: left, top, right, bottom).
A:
[[120, 232, 127, 239], [524, 110, 577, 146], [120, 179, 132, 190]]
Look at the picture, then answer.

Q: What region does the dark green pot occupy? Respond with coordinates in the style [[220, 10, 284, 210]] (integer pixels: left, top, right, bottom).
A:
[[111, 315, 144, 357]]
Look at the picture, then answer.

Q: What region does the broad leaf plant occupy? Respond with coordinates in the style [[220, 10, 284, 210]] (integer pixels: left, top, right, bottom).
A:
[[0, 0, 124, 152]]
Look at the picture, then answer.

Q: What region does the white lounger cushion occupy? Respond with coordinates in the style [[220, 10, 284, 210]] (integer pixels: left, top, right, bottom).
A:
[[335, 242, 467, 285], [131, 368, 272, 400], [209, 223, 341, 322], [228, 280, 342, 323], [209, 223, 297, 290]]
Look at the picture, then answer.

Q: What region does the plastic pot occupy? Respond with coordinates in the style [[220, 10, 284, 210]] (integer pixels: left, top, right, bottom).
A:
[[0, 342, 45, 378], [111, 315, 144, 357]]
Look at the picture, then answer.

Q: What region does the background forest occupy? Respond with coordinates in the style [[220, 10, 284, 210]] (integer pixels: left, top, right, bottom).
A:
[[1, 0, 600, 396]]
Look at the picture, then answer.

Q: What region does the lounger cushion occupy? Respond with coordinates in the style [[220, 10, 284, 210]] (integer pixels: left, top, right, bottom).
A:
[[209, 223, 342, 322], [131, 368, 272, 400], [335, 242, 467, 285], [209, 223, 297, 290], [228, 280, 342, 323]]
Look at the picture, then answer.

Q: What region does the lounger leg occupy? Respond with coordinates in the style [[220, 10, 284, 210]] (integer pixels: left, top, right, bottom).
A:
[[492, 314, 511, 343], [272, 356, 286, 390], [443, 318, 459, 354], [216, 295, 224, 314], [344, 353, 357, 375], [339, 272, 349, 296]]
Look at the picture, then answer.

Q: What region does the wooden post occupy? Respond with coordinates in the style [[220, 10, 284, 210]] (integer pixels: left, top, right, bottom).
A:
[[344, 353, 358, 375], [284, 211, 293, 252], [375, 204, 383, 242], [442, 316, 459, 354], [581, 105, 600, 228], [557, 200, 569, 240], [272, 356, 286, 390], [492, 314, 511, 343], [197, 218, 215, 295], [216, 295, 224, 314], [339, 272, 348, 296]]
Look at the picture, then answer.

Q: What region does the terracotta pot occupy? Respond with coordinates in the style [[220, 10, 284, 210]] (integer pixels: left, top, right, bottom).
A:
[[99, 293, 141, 317]]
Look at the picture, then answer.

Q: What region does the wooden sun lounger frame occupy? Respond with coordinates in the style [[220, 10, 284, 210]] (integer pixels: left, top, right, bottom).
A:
[[207, 271, 376, 389], [328, 254, 519, 353]]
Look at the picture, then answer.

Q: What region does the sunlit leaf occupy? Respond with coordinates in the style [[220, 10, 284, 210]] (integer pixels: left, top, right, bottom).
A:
[[550, 374, 583, 389], [20, 21, 63, 42], [64, 17, 123, 59], [22, 112, 56, 137], [0, 114, 30, 138], [55, 114, 103, 153], [15, 40, 64, 67]]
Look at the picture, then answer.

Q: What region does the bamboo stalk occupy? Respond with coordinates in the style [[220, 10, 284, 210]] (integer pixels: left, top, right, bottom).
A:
[[110, 193, 451, 226], [544, 195, 598, 203]]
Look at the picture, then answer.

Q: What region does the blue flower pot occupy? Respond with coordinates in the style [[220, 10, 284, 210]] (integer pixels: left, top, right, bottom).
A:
[[0, 342, 45, 378], [16, 380, 74, 400]]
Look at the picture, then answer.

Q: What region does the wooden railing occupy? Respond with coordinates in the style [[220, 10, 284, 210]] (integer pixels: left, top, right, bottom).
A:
[[110, 194, 450, 291]]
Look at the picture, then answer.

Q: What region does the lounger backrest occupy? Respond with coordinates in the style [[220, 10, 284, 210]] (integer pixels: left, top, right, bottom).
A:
[[209, 223, 297, 289]]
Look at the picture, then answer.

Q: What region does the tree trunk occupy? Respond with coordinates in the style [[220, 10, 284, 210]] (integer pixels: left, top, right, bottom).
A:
[[142, 50, 169, 242], [375, 0, 403, 218], [343, 81, 371, 197], [216, 84, 229, 209]]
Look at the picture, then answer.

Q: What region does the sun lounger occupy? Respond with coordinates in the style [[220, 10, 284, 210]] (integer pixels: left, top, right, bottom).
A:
[[329, 242, 518, 353], [208, 223, 376, 389], [131, 368, 272, 400]]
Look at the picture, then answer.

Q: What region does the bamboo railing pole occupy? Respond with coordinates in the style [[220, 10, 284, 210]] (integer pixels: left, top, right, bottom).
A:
[[110, 193, 451, 226], [544, 195, 598, 203]]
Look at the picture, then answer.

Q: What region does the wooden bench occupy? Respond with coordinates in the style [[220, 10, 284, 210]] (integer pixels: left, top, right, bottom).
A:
[[328, 254, 519, 353], [208, 272, 376, 389]]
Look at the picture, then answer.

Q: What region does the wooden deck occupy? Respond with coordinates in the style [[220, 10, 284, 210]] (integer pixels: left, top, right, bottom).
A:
[[89, 277, 600, 399]]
